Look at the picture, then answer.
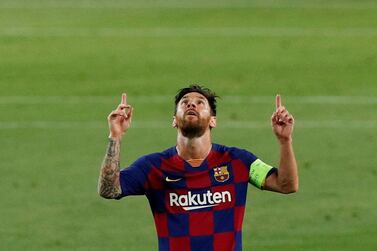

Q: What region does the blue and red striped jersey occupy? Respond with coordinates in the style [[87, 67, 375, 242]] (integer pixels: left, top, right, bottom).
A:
[[117, 143, 276, 251]]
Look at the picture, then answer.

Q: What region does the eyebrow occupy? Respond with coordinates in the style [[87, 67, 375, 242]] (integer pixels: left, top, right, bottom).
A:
[[181, 95, 206, 100]]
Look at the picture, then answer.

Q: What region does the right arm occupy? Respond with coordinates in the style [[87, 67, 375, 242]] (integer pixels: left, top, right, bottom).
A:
[[98, 93, 133, 199], [98, 138, 122, 199]]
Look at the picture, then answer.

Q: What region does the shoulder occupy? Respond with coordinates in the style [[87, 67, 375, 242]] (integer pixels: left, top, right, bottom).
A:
[[131, 146, 176, 167], [212, 143, 258, 167], [213, 143, 256, 158]]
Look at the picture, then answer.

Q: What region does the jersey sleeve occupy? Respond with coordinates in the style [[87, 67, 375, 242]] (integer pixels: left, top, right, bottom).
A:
[[236, 148, 277, 190], [116, 156, 149, 199]]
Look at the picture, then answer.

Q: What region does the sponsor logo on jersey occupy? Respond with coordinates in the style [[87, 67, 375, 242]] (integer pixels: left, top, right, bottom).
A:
[[169, 190, 232, 211], [214, 166, 230, 182]]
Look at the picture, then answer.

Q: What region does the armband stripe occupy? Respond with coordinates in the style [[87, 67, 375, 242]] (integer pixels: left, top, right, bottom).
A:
[[249, 159, 274, 189]]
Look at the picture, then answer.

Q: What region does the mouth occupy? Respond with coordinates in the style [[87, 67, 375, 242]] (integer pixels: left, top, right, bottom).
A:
[[185, 110, 198, 116]]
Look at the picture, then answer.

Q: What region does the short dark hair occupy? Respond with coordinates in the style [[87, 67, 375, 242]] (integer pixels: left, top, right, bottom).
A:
[[174, 85, 218, 115]]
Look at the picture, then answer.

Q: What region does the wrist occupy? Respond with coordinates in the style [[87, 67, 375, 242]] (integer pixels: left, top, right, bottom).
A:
[[108, 133, 123, 141], [278, 136, 292, 145]]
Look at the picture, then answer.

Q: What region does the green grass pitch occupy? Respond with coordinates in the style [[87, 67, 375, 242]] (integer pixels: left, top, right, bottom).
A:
[[0, 0, 376, 250]]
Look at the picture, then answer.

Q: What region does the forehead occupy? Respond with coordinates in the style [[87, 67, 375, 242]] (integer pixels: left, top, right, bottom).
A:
[[180, 92, 207, 101]]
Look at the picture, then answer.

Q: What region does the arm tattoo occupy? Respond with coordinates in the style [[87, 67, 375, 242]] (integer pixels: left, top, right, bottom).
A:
[[98, 138, 122, 199]]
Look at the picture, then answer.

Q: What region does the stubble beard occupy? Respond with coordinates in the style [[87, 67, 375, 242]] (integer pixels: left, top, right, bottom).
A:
[[179, 116, 209, 138]]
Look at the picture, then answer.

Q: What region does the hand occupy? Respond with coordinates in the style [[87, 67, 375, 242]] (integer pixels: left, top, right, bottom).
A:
[[108, 93, 133, 140], [271, 95, 294, 144]]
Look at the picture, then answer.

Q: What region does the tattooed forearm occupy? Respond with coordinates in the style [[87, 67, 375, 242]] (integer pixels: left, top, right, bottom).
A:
[[98, 138, 122, 199]]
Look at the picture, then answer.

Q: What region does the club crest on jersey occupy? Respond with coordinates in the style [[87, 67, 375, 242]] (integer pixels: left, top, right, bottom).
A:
[[214, 166, 230, 182]]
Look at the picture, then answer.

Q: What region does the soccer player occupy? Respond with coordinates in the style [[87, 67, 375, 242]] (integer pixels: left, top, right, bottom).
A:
[[98, 85, 298, 251]]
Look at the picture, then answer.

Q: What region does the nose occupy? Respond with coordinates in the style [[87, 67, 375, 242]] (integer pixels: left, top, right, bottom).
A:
[[187, 101, 196, 109]]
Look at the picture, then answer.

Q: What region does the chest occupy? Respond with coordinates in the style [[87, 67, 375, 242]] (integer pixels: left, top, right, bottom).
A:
[[145, 159, 250, 212]]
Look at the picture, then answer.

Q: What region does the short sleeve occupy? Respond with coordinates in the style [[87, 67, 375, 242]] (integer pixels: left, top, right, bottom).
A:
[[117, 156, 149, 199], [249, 159, 277, 189]]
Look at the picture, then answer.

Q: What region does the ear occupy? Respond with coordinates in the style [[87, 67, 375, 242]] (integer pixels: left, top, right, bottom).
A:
[[209, 116, 217, 129], [172, 116, 177, 128]]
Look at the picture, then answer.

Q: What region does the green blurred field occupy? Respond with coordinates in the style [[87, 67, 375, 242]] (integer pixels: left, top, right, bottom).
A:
[[1, 0, 377, 250]]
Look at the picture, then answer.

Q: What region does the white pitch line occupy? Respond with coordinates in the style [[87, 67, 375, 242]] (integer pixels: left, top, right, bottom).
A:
[[0, 1, 376, 10], [1, 96, 377, 105], [0, 120, 376, 130], [1, 27, 377, 37]]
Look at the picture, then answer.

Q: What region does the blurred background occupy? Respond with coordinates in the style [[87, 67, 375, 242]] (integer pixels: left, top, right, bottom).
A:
[[1, 0, 376, 250]]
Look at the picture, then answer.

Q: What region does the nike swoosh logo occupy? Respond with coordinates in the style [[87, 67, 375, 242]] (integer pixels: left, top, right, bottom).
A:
[[183, 204, 219, 211], [165, 177, 182, 182]]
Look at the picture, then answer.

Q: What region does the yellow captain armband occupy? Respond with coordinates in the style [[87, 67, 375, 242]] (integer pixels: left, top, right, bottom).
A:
[[249, 159, 275, 189]]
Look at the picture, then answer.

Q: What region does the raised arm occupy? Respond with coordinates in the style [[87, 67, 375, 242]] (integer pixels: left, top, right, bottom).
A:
[[264, 95, 298, 194], [98, 93, 133, 199]]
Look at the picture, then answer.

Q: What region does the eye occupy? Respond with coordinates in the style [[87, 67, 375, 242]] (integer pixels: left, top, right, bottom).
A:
[[197, 100, 204, 105]]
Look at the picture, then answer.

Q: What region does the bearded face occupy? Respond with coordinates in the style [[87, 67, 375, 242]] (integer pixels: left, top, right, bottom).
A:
[[177, 109, 211, 138], [173, 92, 216, 138]]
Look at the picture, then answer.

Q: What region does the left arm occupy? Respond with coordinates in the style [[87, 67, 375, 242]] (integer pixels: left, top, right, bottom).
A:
[[263, 95, 299, 194]]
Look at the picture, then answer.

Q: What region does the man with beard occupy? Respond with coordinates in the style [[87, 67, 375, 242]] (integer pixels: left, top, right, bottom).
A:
[[98, 85, 298, 251]]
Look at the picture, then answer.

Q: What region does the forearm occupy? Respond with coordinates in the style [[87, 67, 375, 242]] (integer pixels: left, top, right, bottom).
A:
[[277, 139, 299, 193], [98, 138, 122, 199]]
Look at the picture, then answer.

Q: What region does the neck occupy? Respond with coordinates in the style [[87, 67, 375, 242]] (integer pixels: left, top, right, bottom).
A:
[[176, 129, 212, 160]]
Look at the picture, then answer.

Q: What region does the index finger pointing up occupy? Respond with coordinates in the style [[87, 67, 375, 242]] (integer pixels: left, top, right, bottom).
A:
[[276, 94, 281, 110], [121, 93, 127, 105]]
